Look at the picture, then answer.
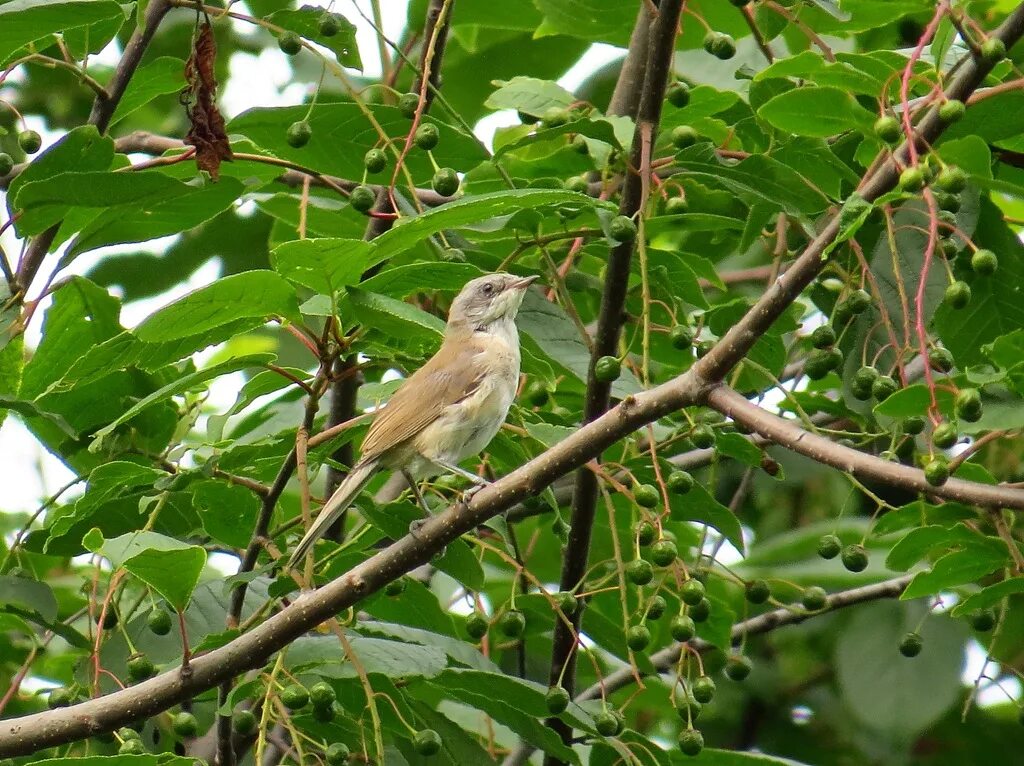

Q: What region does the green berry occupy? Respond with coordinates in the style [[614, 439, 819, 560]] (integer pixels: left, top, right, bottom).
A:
[[872, 375, 898, 402], [48, 687, 73, 708], [818, 534, 842, 559], [118, 726, 141, 741], [810, 324, 836, 349], [955, 387, 983, 422], [899, 631, 923, 657], [415, 122, 440, 150], [634, 483, 660, 509], [594, 709, 621, 736], [18, 129, 41, 154], [172, 711, 198, 738], [703, 31, 736, 59], [310, 681, 336, 709], [440, 247, 465, 263], [570, 133, 589, 154], [349, 184, 375, 213], [499, 609, 526, 638], [609, 215, 638, 243], [745, 579, 770, 604], [936, 166, 968, 193], [634, 521, 656, 547], [944, 280, 971, 309], [969, 608, 996, 632], [667, 470, 694, 494], [119, 739, 146, 755], [691, 675, 716, 704], [645, 594, 667, 620], [936, 191, 961, 212], [689, 598, 711, 623], [670, 324, 694, 350], [465, 612, 489, 639], [126, 653, 154, 682], [899, 166, 926, 192], [594, 355, 622, 383], [874, 115, 902, 144], [938, 99, 965, 124], [666, 195, 689, 214], [846, 288, 872, 314], [414, 728, 442, 756], [725, 654, 753, 681], [384, 578, 407, 596], [933, 422, 958, 449], [971, 249, 998, 275], [928, 347, 954, 373], [0, 152, 13, 176], [432, 167, 459, 196], [98, 609, 118, 629], [545, 685, 570, 714], [280, 683, 309, 710], [841, 544, 869, 572], [398, 92, 419, 119], [690, 424, 715, 449], [651, 539, 678, 567], [678, 728, 704, 756], [980, 37, 1007, 63], [671, 125, 699, 149], [680, 579, 705, 606], [854, 365, 879, 388], [364, 148, 387, 173], [626, 559, 654, 586], [670, 614, 696, 642], [524, 380, 549, 406], [147, 607, 172, 636], [903, 416, 926, 435], [325, 742, 351, 765], [925, 458, 946, 487], [676, 696, 702, 723], [801, 586, 828, 611], [626, 624, 651, 651], [278, 31, 302, 55], [319, 12, 342, 37], [232, 709, 257, 735], [286, 120, 312, 148], [666, 82, 691, 108], [541, 106, 570, 127]]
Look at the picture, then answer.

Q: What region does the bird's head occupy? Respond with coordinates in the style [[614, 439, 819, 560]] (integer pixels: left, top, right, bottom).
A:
[[448, 273, 538, 332]]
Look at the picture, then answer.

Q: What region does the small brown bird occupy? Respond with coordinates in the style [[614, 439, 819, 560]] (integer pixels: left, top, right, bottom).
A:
[[288, 272, 537, 566]]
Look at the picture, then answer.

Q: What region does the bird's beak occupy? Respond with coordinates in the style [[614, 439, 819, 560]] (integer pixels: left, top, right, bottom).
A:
[[510, 275, 539, 290]]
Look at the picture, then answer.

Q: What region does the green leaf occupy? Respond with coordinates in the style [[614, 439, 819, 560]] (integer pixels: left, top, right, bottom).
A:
[[0, 0, 126, 65], [194, 481, 260, 549], [136, 271, 300, 342], [359, 621, 500, 672], [533, 0, 637, 46], [29, 757, 202, 766], [901, 543, 1010, 600], [484, 76, 574, 117], [668, 483, 745, 554], [89, 353, 276, 451], [886, 524, 982, 572], [0, 395, 77, 437], [952, 577, 1024, 616], [758, 86, 876, 137], [360, 262, 484, 296], [346, 287, 446, 341], [873, 383, 955, 418], [110, 56, 187, 126], [268, 5, 361, 69], [494, 117, 623, 157], [714, 432, 763, 469], [0, 574, 57, 621], [287, 634, 448, 678], [85, 530, 207, 610], [836, 601, 966, 738], [271, 238, 373, 296]]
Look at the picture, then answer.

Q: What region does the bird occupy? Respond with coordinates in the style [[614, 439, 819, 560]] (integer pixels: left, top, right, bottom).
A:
[[288, 272, 538, 567]]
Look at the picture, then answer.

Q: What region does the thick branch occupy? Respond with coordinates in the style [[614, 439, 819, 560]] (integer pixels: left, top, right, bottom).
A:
[[547, 1, 684, 759], [708, 385, 1024, 510]]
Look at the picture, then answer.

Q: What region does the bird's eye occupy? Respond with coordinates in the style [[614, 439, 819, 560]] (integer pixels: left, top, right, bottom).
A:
[[481, 283, 495, 296]]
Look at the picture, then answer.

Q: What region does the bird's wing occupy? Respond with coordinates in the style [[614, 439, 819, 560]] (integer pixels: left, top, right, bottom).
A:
[[359, 340, 484, 461]]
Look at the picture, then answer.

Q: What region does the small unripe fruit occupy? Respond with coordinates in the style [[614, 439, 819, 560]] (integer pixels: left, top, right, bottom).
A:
[[634, 483, 660, 508], [955, 387, 983, 422], [541, 106, 570, 127], [645, 595, 667, 620], [499, 609, 526, 638], [440, 247, 465, 263], [899, 166, 926, 192], [364, 148, 387, 173], [118, 726, 141, 741], [671, 125, 699, 149], [670, 614, 696, 642], [935, 191, 961, 212], [465, 612, 489, 639], [690, 424, 715, 449], [147, 607, 171, 635], [929, 346, 954, 373], [280, 683, 309, 710], [841, 544, 869, 572], [594, 709, 622, 736], [98, 609, 118, 629], [126, 653, 154, 682], [680, 579, 705, 606], [634, 521, 656, 546], [414, 728, 442, 756], [172, 711, 198, 738], [691, 675, 715, 703], [432, 167, 459, 196], [666, 196, 689, 214], [415, 123, 440, 151], [969, 608, 996, 632], [278, 32, 302, 55], [232, 710, 257, 735], [689, 598, 711, 623], [873, 115, 902, 144], [609, 215, 638, 243], [18, 129, 42, 154], [745, 579, 770, 604], [818, 534, 842, 559], [980, 37, 1006, 63], [899, 631, 923, 657], [725, 654, 753, 681], [554, 591, 578, 615], [801, 586, 828, 611], [594, 355, 622, 383], [936, 165, 968, 193], [903, 416, 926, 435], [938, 99, 965, 124], [626, 559, 654, 586], [651, 539, 678, 566], [310, 681, 336, 709], [349, 185, 375, 213], [626, 624, 651, 651], [325, 742, 350, 765], [678, 728, 704, 756], [319, 12, 342, 37], [703, 31, 736, 59], [667, 470, 694, 494], [545, 686, 570, 714], [398, 92, 419, 118], [119, 739, 146, 755], [670, 324, 694, 350], [0, 153, 13, 175], [933, 422, 958, 449], [286, 120, 312, 148], [971, 249, 998, 275], [846, 288, 872, 314], [944, 280, 971, 309], [924, 457, 950, 486], [872, 375, 898, 402], [48, 687, 73, 708], [810, 324, 836, 349], [666, 82, 691, 108], [676, 696, 702, 722]]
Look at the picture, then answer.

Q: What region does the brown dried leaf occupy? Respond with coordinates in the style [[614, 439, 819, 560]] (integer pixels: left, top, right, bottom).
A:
[[183, 23, 232, 180]]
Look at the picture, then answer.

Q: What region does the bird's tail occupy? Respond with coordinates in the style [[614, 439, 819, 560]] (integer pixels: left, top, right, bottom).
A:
[[287, 459, 379, 567]]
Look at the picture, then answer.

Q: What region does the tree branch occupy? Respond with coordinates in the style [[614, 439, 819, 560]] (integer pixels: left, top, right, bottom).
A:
[[546, 1, 684, 760]]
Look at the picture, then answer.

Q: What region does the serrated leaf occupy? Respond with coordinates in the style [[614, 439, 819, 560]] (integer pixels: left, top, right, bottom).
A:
[[287, 634, 448, 678], [85, 531, 206, 610], [271, 238, 372, 296], [951, 577, 1024, 616], [0, 0, 126, 65], [111, 56, 187, 126], [758, 86, 875, 138], [484, 76, 574, 116], [668, 483, 744, 554], [901, 544, 1009, 600]]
